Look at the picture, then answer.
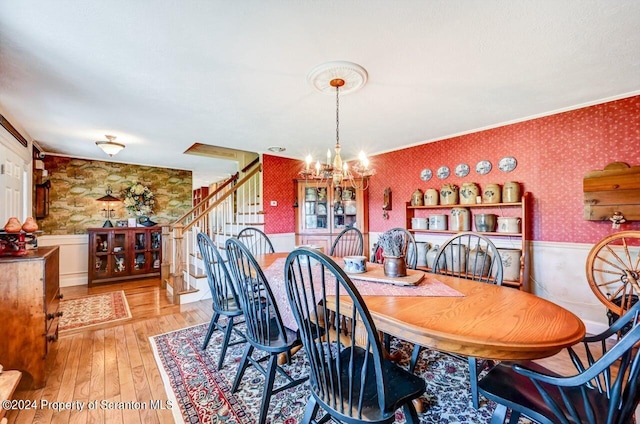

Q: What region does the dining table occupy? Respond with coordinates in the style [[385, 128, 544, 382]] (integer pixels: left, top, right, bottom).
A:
[[257, 252, 586, 362]]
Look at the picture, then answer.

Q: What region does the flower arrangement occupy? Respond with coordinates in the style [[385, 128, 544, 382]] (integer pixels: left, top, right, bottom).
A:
[[377, 230, 407, 257], [122, 183, 155, 216]]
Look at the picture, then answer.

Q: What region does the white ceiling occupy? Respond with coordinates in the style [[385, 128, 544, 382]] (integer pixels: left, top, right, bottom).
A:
[[1, 1, 640, 185]]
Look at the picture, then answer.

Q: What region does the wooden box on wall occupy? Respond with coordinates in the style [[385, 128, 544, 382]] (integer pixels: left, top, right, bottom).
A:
[[583, 163, 640, 221]]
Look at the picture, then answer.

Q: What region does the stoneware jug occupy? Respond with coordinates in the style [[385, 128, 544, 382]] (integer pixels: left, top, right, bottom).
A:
[[482, 183, 501, 204], [440, 184, 459, 205], [444, 243, 467, 273], [383, 256, 407, 277], [424, 188, 439, 205], [459, 182, 479, 205], [467, 246, 491, 277], [415, 242, 430, 267], [411, 188, 424, 206], [450, 207, 471, 231], [426, 245, 444, 269], [502, 181, 521, 203]]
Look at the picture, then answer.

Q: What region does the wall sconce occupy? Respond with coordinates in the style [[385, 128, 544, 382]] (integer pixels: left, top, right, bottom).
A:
[[95, 135, 125, 156], [97, 185, 120, 227]]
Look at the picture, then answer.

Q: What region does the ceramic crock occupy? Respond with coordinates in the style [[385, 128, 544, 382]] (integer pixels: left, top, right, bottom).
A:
[[450, 207, 471, 231], [444, 243, 467, 273], [502, 181, 521, 203], [411, 217, 428, 230], [343, 255, 368, 274], [429, 214, 448, 230], [459, 182, 479, 205], [474, 213, 497, 232], [411, 188, 424, 206], [383, 256, 407, 277], [497, 217, 521, 233], [424, 188, 439, 205], [440, 184, 459, 205], [493, 248, 522, 281], [482, 183, 501, 204]]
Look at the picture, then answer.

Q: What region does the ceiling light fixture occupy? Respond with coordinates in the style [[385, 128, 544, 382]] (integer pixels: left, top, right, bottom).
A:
[[96, 135, 125, 156], [301, 61, 374, 189]]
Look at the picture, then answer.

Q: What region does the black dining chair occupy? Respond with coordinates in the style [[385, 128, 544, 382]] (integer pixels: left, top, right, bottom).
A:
[[411, 231, 503, 409], [329, 226, 364, 257], [224, 238, 307, 424], [478, 301, 640, 424], [196, 232, 246, 369], [237, 227, 275, 256], [372, 227, 418, 270], [285, 247, 426, 424]]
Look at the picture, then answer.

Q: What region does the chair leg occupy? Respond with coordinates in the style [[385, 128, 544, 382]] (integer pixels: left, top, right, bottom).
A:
[[232, 344, 254, 393], [301, 395, 320, 424], [402, 402, 420, 424], [201, 312, 220, 350], [468, 356, 480, 409], [409, 344, 422, 373], [217, 316, 235, 370], [490, 404, 509, 424], [257, 354, 279, 424]]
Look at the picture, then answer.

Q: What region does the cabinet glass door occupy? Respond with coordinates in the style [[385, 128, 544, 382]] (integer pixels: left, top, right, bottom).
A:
[[93, 232, 110, 276], [333, 186, 358, 230], [112, 232, 128, 275], [150, 231, 161, 270], [132, 230, 149, 273], [301, 185, 329, 232]]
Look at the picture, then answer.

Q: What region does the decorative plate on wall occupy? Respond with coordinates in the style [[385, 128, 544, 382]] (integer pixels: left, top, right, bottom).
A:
[[475, 160, 492, 175], [420, 168, 433, 181], [436, 165, 450, 179], [455, 163, 470, 178], [498, 156, 517, 172]]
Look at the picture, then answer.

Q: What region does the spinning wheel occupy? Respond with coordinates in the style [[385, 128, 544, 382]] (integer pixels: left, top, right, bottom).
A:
[[586, 231, 640, 316]]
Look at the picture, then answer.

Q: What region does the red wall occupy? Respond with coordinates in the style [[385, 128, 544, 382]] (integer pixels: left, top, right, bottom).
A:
[[262, 154, 299, 234], [264, 95, 640, 242]]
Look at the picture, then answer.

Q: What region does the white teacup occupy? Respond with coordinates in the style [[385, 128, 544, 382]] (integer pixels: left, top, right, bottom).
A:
[[343, 255, 367, 274]]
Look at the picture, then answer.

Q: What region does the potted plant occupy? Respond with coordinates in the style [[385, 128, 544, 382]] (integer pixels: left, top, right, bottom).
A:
[[377, 230, 407, 277]]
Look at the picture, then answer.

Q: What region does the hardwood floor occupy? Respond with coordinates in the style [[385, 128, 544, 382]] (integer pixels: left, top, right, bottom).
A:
[[6, 278, 213, 424], [5, 278, 632, 423]]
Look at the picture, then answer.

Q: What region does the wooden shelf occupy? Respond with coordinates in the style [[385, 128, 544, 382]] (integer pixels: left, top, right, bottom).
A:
[[409, 229, 522, 237], [408, 201, 522, 210]]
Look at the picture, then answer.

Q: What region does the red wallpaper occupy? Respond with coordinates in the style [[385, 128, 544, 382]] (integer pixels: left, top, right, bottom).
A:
[[263, 95, 640, 242], [366, 95, 640, 243], [262, 154, 299, 234]]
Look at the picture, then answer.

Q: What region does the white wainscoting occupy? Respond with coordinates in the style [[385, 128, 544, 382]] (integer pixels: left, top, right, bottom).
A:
[[38, 234, 88, 287], [40, 231, 610, 335]]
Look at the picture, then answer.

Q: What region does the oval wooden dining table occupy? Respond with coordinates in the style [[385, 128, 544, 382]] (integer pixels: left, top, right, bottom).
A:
[[257, 253, 586, 361]]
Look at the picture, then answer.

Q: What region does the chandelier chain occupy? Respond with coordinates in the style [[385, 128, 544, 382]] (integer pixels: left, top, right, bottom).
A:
[[335, 84, 340, 147]]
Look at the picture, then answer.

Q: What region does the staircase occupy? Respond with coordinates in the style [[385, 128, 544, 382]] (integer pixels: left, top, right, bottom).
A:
[[161, 160, 263, 304]]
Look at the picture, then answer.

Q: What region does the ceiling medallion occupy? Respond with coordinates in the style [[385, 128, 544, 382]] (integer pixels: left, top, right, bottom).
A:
[[301, 61, 374, 189]]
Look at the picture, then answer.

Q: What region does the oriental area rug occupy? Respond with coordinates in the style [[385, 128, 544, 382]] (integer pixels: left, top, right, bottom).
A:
[[150, 321, 531, 424], [59, 290, 132, 332]]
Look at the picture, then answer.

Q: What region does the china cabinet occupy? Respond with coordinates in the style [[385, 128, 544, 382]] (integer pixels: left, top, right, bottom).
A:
[[87, 227, 162, 286], [405, 192, 531, 290], [295, 179, 369, 252], [0, 246, 60, 388]]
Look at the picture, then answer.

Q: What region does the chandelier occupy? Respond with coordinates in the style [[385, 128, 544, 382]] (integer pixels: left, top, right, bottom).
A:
[[300, 61, 375, 188]]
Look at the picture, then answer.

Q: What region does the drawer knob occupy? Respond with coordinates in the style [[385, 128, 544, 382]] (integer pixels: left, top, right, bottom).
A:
[[47, 313, 55, 320], [56, 311, 63, 317], [47, 334, 58, 342], [58, 293, 64, 299]]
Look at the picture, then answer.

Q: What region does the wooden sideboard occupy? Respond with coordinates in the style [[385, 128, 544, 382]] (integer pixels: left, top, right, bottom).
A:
[[0, 246, 60, 388], [87, 227, 162, 286]]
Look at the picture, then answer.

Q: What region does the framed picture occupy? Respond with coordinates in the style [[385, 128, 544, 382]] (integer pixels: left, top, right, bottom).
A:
[[116, 220, 128, 227]]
